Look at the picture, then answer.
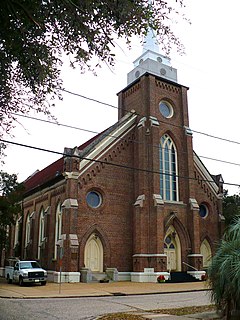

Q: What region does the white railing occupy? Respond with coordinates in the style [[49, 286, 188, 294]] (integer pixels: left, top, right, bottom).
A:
[[182, 261, 198, 271]]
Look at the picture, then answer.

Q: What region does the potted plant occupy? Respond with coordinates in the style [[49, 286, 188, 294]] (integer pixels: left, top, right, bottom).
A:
[[157, 275, 165, 283]]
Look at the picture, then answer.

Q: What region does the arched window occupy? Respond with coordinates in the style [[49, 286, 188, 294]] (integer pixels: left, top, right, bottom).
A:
[[54, 202, 62, 259], [14, 218, 21, 248], [25, 212, 31, 247], [200, 239, 212, 269], [38, 208, 45, 259], [160, 134, 178, 201]]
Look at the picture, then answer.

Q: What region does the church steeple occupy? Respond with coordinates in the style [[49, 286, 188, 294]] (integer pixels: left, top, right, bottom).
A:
[[127, 27, 178, 85], [142, 27, 159, 54]]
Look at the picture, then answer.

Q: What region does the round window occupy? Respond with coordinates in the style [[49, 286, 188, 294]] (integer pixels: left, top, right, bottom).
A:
[[199, 204, 208, 218], [159, 101, 173, 118], [86, 191, 102, 208]]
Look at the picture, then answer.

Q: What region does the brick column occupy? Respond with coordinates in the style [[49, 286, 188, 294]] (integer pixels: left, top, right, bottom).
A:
[[61, 147, 80, 273], [188, 198, 202, 270]]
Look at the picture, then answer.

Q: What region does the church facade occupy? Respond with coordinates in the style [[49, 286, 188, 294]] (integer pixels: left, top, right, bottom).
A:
[[8, 34, 224, 282]]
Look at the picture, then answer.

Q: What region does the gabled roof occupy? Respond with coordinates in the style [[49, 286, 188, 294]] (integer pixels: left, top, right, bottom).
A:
[[193, 151, 221, 195], [24, 131, 105, 194], [24, 111, 137, 195]]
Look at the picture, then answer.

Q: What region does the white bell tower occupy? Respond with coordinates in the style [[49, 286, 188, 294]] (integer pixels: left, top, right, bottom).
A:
[[127, 28, 178, 85]]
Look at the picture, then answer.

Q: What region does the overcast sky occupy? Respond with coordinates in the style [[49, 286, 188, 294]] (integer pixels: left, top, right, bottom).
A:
[[2, 0, 240, 195]]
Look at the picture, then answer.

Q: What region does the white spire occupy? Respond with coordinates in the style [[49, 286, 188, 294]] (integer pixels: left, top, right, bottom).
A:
[[127, 26, 178, 85], [143, 28, 159, 54], [126, 0, 177, 85]]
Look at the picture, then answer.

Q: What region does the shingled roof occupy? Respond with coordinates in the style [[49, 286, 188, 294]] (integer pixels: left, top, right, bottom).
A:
[[24, 132, 103, 195], [23, 111, 138, 196]]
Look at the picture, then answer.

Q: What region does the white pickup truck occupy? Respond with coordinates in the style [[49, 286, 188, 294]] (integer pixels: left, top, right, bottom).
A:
[[5, 259, 47, 286]]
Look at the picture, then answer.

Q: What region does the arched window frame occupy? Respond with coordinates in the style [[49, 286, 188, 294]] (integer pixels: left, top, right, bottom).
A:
[[200, 239, 212, 268], [160, 134, 179, 201], [38, 208, 45, 259], [54, 202, 62, 259], [25, 212, 31, 247], [14, 217, 21, 248]]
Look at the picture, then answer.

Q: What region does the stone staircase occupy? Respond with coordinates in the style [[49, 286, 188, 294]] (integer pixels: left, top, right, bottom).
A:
[[91, 272, 109, 282]]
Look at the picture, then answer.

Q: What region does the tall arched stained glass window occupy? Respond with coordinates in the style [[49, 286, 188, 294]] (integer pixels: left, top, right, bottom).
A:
[[160, 134, 178, 201], [25, 213, 31, 247], [38, 208, 45, 259], [54, 202, 62, 259]]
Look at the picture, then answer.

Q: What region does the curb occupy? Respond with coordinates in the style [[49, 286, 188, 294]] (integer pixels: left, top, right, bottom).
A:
[[0, 287, 211, 299]]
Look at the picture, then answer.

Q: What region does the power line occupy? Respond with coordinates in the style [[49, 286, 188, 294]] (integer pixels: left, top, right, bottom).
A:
[[1, 138, 239, 188], [199, 155, 240, 167], [11, 112, 240, 168], [61, 88, 240, 146], [62, 89, 119, 110]]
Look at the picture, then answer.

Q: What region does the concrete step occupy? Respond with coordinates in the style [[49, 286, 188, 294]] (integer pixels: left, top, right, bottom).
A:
[[91, 272, 107, 282]]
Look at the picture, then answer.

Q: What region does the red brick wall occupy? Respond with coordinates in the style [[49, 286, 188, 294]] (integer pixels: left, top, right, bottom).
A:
[[18, 73, 222, 274]]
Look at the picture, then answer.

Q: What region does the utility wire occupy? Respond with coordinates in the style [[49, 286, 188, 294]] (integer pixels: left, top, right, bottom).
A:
[[1, 138, 239, 188], [11, 112, 240, 168], [10, 113, 240, 166], [62, 89, 119, 110], [61, 88, 240, 146]]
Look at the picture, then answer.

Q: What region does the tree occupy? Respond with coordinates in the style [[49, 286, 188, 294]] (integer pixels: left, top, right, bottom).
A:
[[0, 171, 24, 261], [208, 218, 240, 319], [0, 0, 186, 148], [222, 191, 240, 226]]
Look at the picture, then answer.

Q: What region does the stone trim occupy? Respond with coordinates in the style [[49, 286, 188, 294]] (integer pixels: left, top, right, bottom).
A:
[[131, 271, 170, 283], [69, 234, 79, 247], [184, 126, 193, 136], [47, 271, 80, 283], [134, 194, 145, 207], [62, 198, 78, 209], [187, 254, 203, 257], [149, 116, 160, 127], [219, 213, 225, 221], [137, 117, 146, 128], [194, 153, 219, 194], [44, 206, 50, 215], [63, 172, 80, 180], [153, 194, 164, 206], [189, 198, 199, 211], [30, 211, 35, 219], [133, 254, 167, 257]]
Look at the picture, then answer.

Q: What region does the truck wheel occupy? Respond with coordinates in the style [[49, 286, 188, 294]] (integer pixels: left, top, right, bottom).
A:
[[19, 277, 24, 286], [41, 281, 46, 286], [7, 275, 12, 284]]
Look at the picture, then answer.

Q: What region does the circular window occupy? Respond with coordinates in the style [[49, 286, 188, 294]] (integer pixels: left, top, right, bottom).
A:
[[160, 68, 166, 75], [159, 101, 173, 118], [199, 204, 208, 218], [135, 70, 140, 78], [86, 191, 102, 208]]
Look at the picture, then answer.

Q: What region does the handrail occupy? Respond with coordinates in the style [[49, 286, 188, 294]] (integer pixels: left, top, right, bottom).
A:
[[182, 261, 198, 271]]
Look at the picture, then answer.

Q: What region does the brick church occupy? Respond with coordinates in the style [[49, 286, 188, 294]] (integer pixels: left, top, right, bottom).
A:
[[9, 30, 224, 282]]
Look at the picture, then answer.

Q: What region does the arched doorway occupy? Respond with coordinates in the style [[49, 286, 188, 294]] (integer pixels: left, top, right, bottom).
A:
[[84, 234, 103, 272], [200, 239, 212, 269], [164, 226, 181, 271]]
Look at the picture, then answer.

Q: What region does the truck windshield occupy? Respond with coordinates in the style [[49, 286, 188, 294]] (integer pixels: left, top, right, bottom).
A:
[[20, 262, 41, 269]]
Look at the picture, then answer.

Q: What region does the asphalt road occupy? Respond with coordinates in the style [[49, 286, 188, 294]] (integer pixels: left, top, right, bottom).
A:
[[0, 290, 211, 320]]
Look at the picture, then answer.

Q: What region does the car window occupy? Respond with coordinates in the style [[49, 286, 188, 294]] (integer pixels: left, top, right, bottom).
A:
[[20, 262, 32, 269], [19, 261, 41, 269], [31, 261, 41, 268]]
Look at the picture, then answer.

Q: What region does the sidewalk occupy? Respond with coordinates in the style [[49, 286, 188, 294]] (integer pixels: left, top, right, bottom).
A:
[[0, 278, 220, 319], [0, 278, 209, 299]]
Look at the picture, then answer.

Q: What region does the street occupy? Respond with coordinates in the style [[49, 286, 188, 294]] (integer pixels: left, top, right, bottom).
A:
[[0, 290, 212, 320]]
